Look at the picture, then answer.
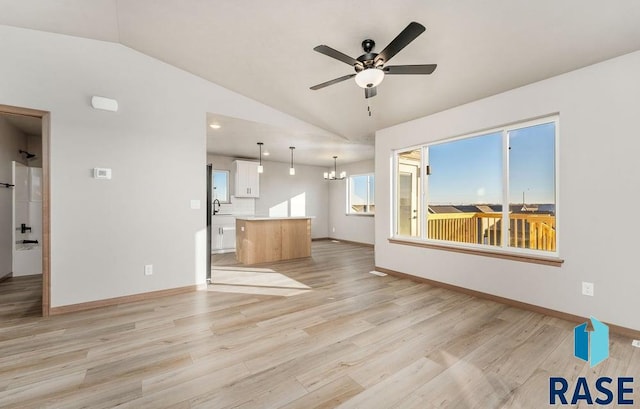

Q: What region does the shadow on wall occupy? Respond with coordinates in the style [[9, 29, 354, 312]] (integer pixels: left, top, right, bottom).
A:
[[194, 227, 207, 284], [269, 192, 306, 217]]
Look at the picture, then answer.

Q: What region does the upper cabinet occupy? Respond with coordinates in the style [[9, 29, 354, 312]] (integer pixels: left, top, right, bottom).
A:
[[234, 160, 260, 198]]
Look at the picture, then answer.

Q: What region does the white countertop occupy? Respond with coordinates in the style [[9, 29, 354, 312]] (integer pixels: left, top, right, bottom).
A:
[[235, 216, 313, 221]]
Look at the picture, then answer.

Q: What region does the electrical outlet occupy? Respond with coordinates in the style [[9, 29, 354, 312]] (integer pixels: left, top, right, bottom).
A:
[[144, 264, 153, 276], [632, 340, 640, 348], [332, 227, 336, 233], [581, 281, 594, 296]]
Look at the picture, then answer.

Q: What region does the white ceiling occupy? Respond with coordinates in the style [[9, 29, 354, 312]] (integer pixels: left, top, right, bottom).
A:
[[1, 113, 42, 136], [206, 113, 374, 166], [2, 0, 640, 165]]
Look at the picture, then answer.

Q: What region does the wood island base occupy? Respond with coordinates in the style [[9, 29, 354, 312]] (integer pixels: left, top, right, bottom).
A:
[[235, 217, 311, 264]]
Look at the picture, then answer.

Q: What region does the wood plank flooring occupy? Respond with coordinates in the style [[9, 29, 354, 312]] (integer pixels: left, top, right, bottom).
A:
[[1, 241, 638, 408]]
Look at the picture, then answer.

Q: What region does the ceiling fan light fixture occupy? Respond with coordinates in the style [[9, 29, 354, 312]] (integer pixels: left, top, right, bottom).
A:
[[310, 22, 434, 99], [355, 68, 384, 89]]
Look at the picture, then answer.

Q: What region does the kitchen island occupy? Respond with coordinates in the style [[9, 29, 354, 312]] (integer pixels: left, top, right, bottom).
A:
[[235, 217, 311, 264]]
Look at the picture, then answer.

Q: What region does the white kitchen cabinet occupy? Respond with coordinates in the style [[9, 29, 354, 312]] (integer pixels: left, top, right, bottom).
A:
[[234, 160, 260, 198], [220, 225, 236, 250], [212, 215, 236, 253]]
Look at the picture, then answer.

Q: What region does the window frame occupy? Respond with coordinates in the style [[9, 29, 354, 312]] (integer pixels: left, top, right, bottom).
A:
[[346, 173, 375, 216], [212, 169, 230, 204], [391, 115, 560, 262]]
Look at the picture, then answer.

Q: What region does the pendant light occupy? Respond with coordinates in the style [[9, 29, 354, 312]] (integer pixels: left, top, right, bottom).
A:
[[289, 146, 296, 175], [324, 156, 346, 180], [257, 142, 264, 174]]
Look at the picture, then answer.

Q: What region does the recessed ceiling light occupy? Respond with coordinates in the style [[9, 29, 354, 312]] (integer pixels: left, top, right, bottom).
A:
[[209, 123, 221, 129], [263, 151, 270, 156]]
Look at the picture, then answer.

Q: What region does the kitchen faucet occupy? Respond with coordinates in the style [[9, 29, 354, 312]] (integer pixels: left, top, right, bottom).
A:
[[213, 199, 221, 215]]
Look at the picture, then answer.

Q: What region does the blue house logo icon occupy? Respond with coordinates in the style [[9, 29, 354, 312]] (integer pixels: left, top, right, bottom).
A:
[[574, 317, 609, 367]]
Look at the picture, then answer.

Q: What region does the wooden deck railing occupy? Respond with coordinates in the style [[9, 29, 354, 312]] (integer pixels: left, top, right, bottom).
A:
[[427, 212, 555, 251]]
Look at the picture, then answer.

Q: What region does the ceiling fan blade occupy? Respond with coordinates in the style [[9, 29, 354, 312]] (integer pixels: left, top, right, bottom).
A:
[[313, 45, 362, 67], [310, 74, 356, 90], [365, 87, 377, 99], [375, 22, 426, 65], [383, 64, 437, 75]]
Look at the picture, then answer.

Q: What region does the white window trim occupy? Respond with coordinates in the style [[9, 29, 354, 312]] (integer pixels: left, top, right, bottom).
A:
[[392, 115, 560, 260], [346, 173, 375, 216]]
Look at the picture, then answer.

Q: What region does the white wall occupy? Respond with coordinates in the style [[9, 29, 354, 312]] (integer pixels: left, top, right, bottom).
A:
[[328, 159, 375, 245], [207, 154, 329, 239], [0, 117, 27, 278], [255, 160, 329, 239], [376, 50, 640, 331], [27, 134, 43, 167], [0, 25, 333, 308]]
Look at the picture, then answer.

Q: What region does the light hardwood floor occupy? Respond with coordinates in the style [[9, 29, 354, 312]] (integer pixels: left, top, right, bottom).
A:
[[1, 241, 638, 408]]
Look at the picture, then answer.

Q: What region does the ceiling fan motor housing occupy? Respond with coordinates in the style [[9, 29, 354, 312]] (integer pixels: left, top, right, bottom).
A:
[[362, 39, 375, 53], [356, 39, 380, 71]]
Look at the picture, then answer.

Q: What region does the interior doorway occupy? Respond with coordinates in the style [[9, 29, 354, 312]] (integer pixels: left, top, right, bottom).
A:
[[0, 104, 50, 317]]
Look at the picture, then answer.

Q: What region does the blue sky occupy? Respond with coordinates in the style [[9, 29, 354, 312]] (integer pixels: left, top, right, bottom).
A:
[[428, 122, 555, 205], [508, 122, 556, 204], [351, 174, 374, 204]]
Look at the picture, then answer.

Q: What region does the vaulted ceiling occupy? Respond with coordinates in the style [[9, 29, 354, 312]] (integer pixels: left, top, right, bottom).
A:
[[2, 0, 640, 164]]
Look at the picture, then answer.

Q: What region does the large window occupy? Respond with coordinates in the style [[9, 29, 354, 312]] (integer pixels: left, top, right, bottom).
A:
[[347, 173, 375, 215], [394, 116, 557, 255]]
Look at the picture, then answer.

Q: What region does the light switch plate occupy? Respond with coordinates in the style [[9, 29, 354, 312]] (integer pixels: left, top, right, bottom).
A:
[[190, 199, 201, 210]]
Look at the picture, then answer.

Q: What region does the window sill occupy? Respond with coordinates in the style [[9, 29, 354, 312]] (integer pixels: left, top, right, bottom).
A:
[[388, 237, 564, 267], [345, 213, 375, 217]]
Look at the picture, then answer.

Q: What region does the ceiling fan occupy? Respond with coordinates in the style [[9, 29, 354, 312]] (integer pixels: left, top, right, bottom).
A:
[[310, 22, 437, 99]]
